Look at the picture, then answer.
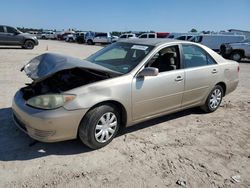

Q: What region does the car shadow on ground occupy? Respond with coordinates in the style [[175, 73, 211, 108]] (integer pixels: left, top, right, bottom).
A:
[[0, 107, 203, 161], [0, 46, 23, 49]]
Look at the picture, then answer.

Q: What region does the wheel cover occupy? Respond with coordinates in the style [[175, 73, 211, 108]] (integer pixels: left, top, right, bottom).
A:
[[26, 42, 33, 49], [95, 112, 117, 143], [209, 89, 222, 109], [232, 53, 241, 61]]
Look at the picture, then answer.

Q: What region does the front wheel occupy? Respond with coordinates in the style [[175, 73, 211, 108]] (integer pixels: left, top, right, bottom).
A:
[[23, 40, 35, 49], [230, 51, 242, 62], [201, 85, 224, 113], [87, 39, 94, 45], [78, 104, 120, 149]]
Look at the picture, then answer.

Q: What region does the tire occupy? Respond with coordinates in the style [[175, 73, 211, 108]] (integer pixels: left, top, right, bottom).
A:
[[23, 40, 35, 49], [87, 39, 94, 45], [201, 85, 224, 113], [41, 36, 46, 39], [78, 104, 120, 149], [230, 51, 242, 62]]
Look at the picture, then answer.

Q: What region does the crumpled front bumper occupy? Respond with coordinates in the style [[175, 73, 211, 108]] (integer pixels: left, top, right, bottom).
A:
[[12, 90, 86, 142]]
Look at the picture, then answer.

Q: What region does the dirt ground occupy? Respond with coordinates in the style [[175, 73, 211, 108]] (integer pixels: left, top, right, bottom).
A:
[[0, 40, 249, 188]]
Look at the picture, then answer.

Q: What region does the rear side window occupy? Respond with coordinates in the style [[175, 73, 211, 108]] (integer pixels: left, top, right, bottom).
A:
[[182, 45, 216, 68], [149, 34, 155, 38], [96, 33, 107, 37], [0, 26, 4, 33], [6, 27, 16, 33], [120, 35, 126, 38]]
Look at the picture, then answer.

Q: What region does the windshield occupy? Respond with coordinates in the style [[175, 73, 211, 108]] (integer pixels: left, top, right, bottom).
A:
[[87, 42, 154, 74]]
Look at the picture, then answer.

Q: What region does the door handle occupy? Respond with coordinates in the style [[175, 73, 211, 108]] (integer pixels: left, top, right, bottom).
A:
[[212, 69, 218, 74], [175, 76, 183, 81]]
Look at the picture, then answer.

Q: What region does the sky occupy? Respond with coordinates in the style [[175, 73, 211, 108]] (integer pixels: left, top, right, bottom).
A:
[[0, 0, 249, 32]]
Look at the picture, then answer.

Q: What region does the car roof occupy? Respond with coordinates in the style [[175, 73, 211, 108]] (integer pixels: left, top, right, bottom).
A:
[[118, 38, 180, 46]]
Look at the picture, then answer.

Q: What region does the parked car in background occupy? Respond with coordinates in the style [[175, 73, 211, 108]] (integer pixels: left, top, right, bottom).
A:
[[13, 39, 239, 149], [168, 33, 195, 39], [0, 25, 39, 49], [28, 31, 38, 37], [189, 34, 245, 52], [138, 33, 157, 38], [38, 31, 57, 40], [65, 33, 76, 42], [220, 38, 250, 61], [119, 33, 137, 39], [57, 31, 75, 40], [138, 32, 169, 39], [75, 32, 86, 44], [85, 31, 113, 45], [176, 35, 195, 41]]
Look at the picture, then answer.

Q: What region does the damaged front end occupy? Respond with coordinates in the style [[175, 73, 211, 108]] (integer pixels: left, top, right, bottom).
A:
[[20, 53, 120, 107]]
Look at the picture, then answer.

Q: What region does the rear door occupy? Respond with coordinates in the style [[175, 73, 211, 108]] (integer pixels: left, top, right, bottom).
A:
[[181, 44, 219, 108]]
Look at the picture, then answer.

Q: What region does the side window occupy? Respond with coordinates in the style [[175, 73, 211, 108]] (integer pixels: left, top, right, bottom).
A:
[[120, 35, 126, 38], [182, 45, 216, 68], [0, 26, 4, 33], [6, 27, 16, 34], [140, 34, 147, 38], [177, 36, 186, 40], [149, 34, 155, 38], [147, 45, 180, 73]]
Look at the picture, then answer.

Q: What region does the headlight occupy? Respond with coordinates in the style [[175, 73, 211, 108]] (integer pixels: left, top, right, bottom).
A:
[[26, 94, 76, 110]]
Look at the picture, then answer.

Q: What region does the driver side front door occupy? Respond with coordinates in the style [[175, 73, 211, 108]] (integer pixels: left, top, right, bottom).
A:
[[132, 45, 184, 121]]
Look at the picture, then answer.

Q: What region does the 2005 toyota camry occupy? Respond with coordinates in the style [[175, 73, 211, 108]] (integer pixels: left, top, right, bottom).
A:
[[12, 39, 239, 149]]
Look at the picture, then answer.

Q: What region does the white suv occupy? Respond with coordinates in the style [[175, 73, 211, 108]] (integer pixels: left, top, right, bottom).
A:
[[85, 32, 113, 45], [119, 33, 137, 39]]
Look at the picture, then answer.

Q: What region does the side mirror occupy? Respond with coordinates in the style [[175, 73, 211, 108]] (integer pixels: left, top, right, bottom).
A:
[[137, 67, 159, 77]]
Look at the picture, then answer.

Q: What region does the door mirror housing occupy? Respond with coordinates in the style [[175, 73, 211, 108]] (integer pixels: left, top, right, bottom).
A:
[[137, 67, 159, 77]]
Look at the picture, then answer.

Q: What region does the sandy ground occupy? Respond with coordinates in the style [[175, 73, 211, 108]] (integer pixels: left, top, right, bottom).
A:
[[0, 40, 249, 188]]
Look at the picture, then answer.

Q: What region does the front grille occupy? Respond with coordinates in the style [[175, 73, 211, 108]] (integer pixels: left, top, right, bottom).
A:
[[13, 113, 55, 139], [26, 126, 55, 138]]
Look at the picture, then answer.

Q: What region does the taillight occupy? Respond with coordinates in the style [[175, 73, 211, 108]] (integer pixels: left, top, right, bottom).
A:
[[237, 65, 240, 73]]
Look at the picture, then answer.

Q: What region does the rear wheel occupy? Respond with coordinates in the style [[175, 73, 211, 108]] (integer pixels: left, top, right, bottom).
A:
[[23, 40, 35, 49], [230, 51, 242, 62], [78, 104, 120, 149], [201, 85, 223, 113], [87, 39, 94, 45]]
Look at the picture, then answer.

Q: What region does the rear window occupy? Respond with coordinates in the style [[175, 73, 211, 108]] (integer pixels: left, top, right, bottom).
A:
[[0, 26, 4, 33]]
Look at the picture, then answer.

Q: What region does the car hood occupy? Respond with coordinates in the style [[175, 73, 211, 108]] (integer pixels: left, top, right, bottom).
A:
[[21, 53, 122, 82], [18, 32, 35, 37]]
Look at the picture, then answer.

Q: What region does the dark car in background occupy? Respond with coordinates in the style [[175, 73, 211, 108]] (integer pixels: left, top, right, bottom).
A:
[[0, 25, 39, 49]]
